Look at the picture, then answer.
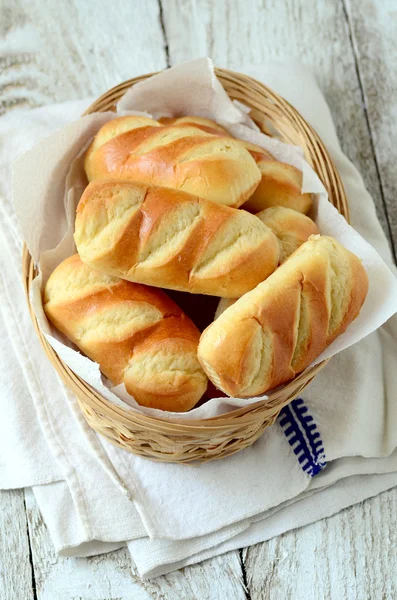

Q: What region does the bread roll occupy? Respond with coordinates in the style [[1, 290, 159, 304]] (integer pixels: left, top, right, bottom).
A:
[[256, 206, 319, 263], [240, 140, 312, 214], [198, 236, 368, 397], [215, 207, 319, 317], [74, 180, 280, 298], [84, 116, 261, 208], [158, 116, 312, 214], [44, 254, 207, 412]]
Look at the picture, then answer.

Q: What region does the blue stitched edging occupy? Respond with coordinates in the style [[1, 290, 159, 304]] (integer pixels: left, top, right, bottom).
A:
[[278, 397, 326, 477]]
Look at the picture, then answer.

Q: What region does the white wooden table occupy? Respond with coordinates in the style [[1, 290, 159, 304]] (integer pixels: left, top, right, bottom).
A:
[[1, 1, 397, 598]]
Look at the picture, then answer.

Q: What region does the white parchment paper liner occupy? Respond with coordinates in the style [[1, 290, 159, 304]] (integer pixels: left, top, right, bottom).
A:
[[13, 58, 397, 420]]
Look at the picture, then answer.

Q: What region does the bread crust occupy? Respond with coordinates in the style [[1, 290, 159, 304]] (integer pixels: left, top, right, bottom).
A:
[[158, 116, 313, 214], [255, 206, 319, 262], [84, 116, 261, 208], [74, 180, 280, 298], [44, 254, 207, 411], [198, 235, 368, 397]]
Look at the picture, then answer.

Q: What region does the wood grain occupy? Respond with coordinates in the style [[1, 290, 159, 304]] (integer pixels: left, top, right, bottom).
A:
[[0, 0, 167, 114], [24, 490, 154, 600], [243, 487, 397, 600], [0, 490, 34, 600], [344, 0, 397, 258], [161, 0, 394, 252], [131, 553, 247, 600]]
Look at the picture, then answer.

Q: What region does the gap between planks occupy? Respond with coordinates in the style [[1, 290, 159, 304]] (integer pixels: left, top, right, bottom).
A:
[[158, 0, 171, 67], [341, 0, 397, 262], [23, 494, 38, 600]]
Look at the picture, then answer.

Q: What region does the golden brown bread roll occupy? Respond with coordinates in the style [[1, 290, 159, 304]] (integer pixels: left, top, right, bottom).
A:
[[74, 180, 280, 298], [239, 140, 312, 214], [215, 206, 319, 317], [198, 236, 368, 398], [160, 116, 312, 214], [84, 116, 261, 208], [256, 206, 319, 263], [44, 254, 207, 412]]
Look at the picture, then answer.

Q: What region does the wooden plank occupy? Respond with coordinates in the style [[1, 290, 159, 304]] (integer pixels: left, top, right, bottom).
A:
[[131, 553, 247, 600], [24, 490, 152, 600], [0, 0, 168, 114], [161, 0, 393, 250], [243, 487, 397, 600], [0, 490, 34, 600], [343, 0, 397, 258]]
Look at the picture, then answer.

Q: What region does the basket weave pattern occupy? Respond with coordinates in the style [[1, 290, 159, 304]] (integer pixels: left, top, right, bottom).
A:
[[23, 68, 348, 463]]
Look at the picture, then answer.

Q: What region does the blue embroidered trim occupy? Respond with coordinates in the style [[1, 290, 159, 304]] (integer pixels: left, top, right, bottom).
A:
[[278, 397, 326, 477]]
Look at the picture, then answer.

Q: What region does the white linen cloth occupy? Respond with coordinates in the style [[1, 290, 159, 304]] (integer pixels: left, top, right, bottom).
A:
[[1, 62, 397, 578]]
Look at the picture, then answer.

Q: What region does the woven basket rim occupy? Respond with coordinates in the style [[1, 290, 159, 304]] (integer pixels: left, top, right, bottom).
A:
[[22, 66, 348, 436]]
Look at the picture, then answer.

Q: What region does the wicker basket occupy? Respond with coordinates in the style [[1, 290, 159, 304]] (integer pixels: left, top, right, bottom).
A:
[[22, 68, 348, 463]]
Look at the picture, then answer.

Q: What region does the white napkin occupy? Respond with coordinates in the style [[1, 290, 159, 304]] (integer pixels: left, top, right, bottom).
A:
[[1, 61, 397, 579]]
